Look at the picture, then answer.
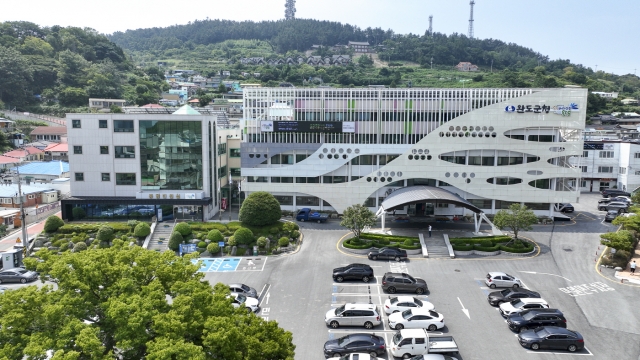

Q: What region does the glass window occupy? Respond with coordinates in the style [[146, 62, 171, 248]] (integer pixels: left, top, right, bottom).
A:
[[75, 172, 84, 181], [72, 119, 81, 128], [114, 120, 134, 132], [73, 145, 82, 154], [140, 121, 202, 190], [115, 146, 135, 158], [101, 173, 110, 181], [99, 120, 108, 129], [116, 173, 136, 185], [100, 146, 109, 155], [296, 196, 319, 206], [230, 148, 241, 157]]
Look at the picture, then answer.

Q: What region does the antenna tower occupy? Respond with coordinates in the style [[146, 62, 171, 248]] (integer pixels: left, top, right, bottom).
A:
[[468, 0, 475, 39], [428, 15, 433, 34], [285, 0, 296, 20]]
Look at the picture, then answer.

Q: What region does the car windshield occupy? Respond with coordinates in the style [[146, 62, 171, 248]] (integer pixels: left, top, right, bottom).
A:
[[511, 300, 524, 307], [500, 289, 511, 296], [390, 297, 398, 304], [241, 284, 250, 291], [392, 332, 403, 345], [413, 298, 423, 306], [402, 309, 413, 319], [335, 305, 346, 314], [236, 294, 246, 304], [522, 311, 536, 320]]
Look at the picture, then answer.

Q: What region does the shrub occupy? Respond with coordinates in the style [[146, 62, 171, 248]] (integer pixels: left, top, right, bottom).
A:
[[174, 222, 192, 236], [197, 241, 207, 248], [291, 230, 300, 239], [44, 216, 65, 233], [278, 237, 290, 247], [257, 236, 267, 247], [133, 222, 151, 238], [234, 227, 254, 245], [168, 231, 184, 251], [207, 242, 221, 254], [73, 242, 87, 252], [96, 226, 115, 245], [228, 236, 237, 246], [72, 207, 86, 220], [207, 229, 224, 242], [239, 191, 282, 226]]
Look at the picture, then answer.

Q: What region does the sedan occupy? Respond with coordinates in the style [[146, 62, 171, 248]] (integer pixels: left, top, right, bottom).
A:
[[605, 210, 620, 222], [367, 247, 407, 261], [0, 268, 38, 284], [487, 289, 541, 306], [323, 333, 386, 358], [333, 264, 374, 283], [228, 283, 258, 298], [388, 308, 444, 331], [518, 326, 584, 352], [228, 292, 260, 313], [384, 296, 435, 315]]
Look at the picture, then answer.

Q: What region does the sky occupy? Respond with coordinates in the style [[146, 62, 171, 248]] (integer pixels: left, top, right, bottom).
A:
[[2, 0, 638, 76]]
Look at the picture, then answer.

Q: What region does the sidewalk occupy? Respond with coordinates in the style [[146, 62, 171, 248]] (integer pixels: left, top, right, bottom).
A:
[[0, 211, 60, 252]]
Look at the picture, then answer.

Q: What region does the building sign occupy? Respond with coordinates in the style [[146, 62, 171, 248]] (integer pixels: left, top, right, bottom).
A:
[[505, 103, 578, 116], [262, 121, 354, 133]]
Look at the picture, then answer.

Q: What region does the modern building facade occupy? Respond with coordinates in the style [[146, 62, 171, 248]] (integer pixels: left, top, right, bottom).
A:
[[240, 87, 587, 217]]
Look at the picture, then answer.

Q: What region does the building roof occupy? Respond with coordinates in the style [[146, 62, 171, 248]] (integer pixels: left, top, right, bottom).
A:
[[0, 155, 19, 164], [44, 143, 69, 152], [379, 185, 482, 214], [172, 105, 201, 115], [30, 126, 67, 136], [11, 161, 69, 176], [0, 184, 53, 198]]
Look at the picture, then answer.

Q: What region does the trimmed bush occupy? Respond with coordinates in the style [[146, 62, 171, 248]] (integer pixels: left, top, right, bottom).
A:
[[278, 237, 290, 247], [206, 229, 224, 242], [73, 242, 87, 252], [257, 237, 267, 248], [234, 227, 254, 245], [239, 191, 282, 226], [133, 222, 151, 238], [174, 223, 192, 236], [197, 241, 207, 248], [207, 242, 221, 254], [168, 231, 184, 251], [44, 216, 65, 233], [228, 236, 237, 246]]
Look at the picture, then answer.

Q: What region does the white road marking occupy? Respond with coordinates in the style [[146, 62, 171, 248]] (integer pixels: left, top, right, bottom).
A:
[[457, 297, 470, 319]]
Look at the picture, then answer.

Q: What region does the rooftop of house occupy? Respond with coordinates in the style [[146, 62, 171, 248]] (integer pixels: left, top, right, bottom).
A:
[[11, 161, 69, 176], [30, 127, 67, 136]]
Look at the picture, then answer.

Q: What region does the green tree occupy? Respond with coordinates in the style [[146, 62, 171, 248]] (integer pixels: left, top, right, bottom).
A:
[[234, 227, 254, 245], [134, 222, 151, 238], [11, 241, 295, 359], [340, 204, 376, 239], [43, 215, 64, 233], [239, 191, 282, 226], [600, 230, 635, 252], [168, 231, 184, 251], [206, 229, 224, 242], [493, 204, 538, 240], [174, 222, 192, 236]]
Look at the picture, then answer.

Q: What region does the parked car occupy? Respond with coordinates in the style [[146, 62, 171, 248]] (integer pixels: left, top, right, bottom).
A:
[[0, 268, 38, 284], [507, 309, 567, 333], [368, 247, 407, 261], [384, 296, 435, 314], [499, 298, 550, 317], [517, 326, 584, 352], [487, 288, 541, 306], [228, 283, 258, 298], [227, 292, 260, 313], [605, 210, 621, 222], [325, 303, 382, 329], [557, 203, 574, 213], [333, 264, 374, 283], [323, 333, 386, 358], [388, 308, 445, 331], [601, 189, 631, 198], [485, 272, 522, 289], [598, 201, 629, 212], [382, 272, 428, 294]]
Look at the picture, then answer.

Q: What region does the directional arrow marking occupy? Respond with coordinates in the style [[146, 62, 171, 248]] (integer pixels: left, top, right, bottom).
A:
[[519, 271, 572, 282], [457, 297, 470, 319]]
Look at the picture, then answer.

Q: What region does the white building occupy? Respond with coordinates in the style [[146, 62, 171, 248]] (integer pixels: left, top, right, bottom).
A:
[[240, 87, 587, 218]]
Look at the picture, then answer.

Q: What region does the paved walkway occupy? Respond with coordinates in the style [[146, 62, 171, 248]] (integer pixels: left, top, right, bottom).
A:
[[0, 212, 60, 252]]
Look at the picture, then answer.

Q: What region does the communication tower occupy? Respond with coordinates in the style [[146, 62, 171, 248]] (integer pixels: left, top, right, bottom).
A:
[[468, 1, 475, 38], [285, 0, 296, 20]]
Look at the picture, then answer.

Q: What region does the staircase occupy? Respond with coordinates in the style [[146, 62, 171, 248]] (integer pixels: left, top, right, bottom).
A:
[[147, 222, 175, 252], [425, 236, 451, 259]]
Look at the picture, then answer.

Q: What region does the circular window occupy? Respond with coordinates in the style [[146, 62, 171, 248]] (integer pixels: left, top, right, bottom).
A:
[[439, 132, 445, 137], [478, 132, 483, 138], [449, 126, 455, 131], [408, 155, 414, 160], [466, 178, 471, 184], [377, 171, 382, 176], [462, 126, 468, 131], [475, 126, 481, 131], [355, 149, 360, 154], [462, 172, 467, 178], [427, 155, 432, 160], [446, 132, 451, 137], [366, 177, 372, 182], [485, 132, 491, 137], [456, 126, 461, 131], [390, 171, 396, 176], [397, 171, 403, 177], [458, 132, 464, 137], [342, 154, 347, 159], [470, 173, 476, 178], [249, 154, 254, 158], [445, 172, 451, 178], [454, 172, 459, 178], [489, 126, 494, 131], [418, 149, 423, 154], [380, 177, 386, 182], [339, 148, 344, 153], [412, 149, 418, 154], [491, 132, 497, 138], [387, 177, 392, 182], [420, 155, 426, 160], [452, 132, 457, 137], [482, 126, 488, 131], [327, 154, 333, 159], [347, 148, 352, 154], [319, 154, 324, 159], [472, 132, 477, 137], [331, 148, 336, 154], [323, 148, 328, 153]]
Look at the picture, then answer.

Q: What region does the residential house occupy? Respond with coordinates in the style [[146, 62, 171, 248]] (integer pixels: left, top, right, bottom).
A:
[[4, 146, 44, 162], [88, 98, 127, 111], [43, 143, 68, 162], [348, 41, 371, 53], [30, 126, 67, 143], [455, 62, 479, 72]]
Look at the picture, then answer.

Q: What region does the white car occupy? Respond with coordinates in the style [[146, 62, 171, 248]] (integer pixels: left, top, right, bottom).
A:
[[499, 298, 549, 317], [384, 296, 435, 315], [388, 308, 444, 331], [228, 292, 260, 313], [484, 272, 522, 289]]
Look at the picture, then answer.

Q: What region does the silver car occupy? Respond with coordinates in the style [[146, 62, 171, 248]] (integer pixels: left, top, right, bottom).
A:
[[0, 268, 38, 284], [598, 201, 629, 212]]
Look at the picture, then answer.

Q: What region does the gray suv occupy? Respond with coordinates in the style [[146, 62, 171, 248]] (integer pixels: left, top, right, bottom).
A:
[[381, 272, 428, 294]]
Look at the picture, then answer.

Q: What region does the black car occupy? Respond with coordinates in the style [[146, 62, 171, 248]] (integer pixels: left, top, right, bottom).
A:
[[333, 264, 374, 283], [601, 189, 631, 198], [367, 247, 407, 261], [507, 309, 566, 333], [323, 333, 386, 358], [557, 203, 574, 213], [487, 288, 541, 306], [518, 326, 584, 352]]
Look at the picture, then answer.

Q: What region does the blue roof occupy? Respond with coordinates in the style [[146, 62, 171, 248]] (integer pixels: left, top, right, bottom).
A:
[[11, 161, 69, 176]]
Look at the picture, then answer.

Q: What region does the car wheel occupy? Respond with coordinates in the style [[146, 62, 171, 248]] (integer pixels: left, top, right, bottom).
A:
[[395, 324, 404, 330], [512, 284, 520, 288], [387, 286, 396, 294], [402, 353, 412, 359], [519, 327, 528, 333], [416, 287, 425, 295], [364, 321, 373, 329], [329, 321, 339, 328], [372, 255, 378, 260], [568, 344, 577, 352], [369, 351, 378, 358], [362, 276, 370, 283], [428, 324, 437, 331], [489, 284, 496, 289], [20, 278, 27, 284], [394, 256, 401, 262], [333, 354, 341, 358], [530, 343, 540, 351], [335, 276, 344, 283]]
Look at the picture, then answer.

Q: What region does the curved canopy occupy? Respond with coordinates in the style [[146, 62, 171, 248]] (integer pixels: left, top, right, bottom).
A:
[[379, 186, 482, 214]]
